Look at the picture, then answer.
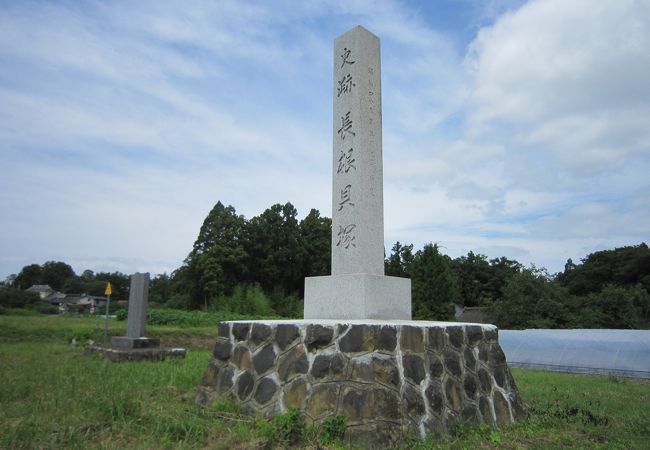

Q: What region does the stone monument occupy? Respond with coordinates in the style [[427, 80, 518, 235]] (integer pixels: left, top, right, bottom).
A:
[[111, 272, 159, 349], [196, 26, 526, 447], [304, 26, 411, 320], [87, 272, 185, 361]]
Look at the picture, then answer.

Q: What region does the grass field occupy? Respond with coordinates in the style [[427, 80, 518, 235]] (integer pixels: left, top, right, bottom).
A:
[[1, 312, 648, 449]]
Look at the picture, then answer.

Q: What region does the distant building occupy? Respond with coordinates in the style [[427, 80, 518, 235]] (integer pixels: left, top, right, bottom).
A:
[[43, 291, 66, 303], [454, 304, 493, 324], [42, 291, 105, 313], [26, 285, 54, 299]]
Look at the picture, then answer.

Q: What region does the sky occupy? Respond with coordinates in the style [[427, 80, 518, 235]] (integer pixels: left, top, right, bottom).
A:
[[1, 0, 649, 280]]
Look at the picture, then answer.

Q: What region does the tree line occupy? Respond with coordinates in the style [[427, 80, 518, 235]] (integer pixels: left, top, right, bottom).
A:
[[3, 200, 649, 329]]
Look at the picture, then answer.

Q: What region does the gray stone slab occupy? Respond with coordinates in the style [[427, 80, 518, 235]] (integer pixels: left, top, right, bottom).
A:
[[86, 344, 186, 362], [111, 336, 160, 349], [126, 272, 149, 338], [304, 274, 411, 320]]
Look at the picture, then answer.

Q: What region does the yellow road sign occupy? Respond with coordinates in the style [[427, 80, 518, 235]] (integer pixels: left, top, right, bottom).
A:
[[104, 282, 112, 296]]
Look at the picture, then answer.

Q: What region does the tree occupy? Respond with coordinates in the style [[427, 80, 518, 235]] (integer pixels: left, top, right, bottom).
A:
[[184, 201, 248, 309], [150, 273, 171, 305], [410, 244, 457, 320], [81, 269, 95, 280], [40, 261, 76, 291], [583, 285, 644, 329], [93, 272, 129, 299], [451, 251, 491, 307], [62, 276, 85, 293], [244, 202, 302, 299], [3, 274, 17, 287], [14, 264, 42, 289], [298, 208, 331, 283], [490, 267, 572, 329], [558, 243, 650, 296], [484, 256, 522, 303], [385, 241, 414, 278]]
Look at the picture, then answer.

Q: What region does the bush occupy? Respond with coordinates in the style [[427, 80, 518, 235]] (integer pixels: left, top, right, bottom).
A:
[[115, 309, 128, 321], [165, 294, 188, 309], [0, 289, 39, 308], [145, 308, 279, 328], [28, 302, 59, 315], [212, 284, 276, 316]]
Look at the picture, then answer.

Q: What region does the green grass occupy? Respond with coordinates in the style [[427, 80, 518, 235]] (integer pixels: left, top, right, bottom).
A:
[[0, 311, 221, 349], [411, 368, 650, 449], [1, 312, 649, 449]]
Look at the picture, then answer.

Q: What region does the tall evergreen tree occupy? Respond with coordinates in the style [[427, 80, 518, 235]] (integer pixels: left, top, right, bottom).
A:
[[451, 251, 492, 307], [298, 208, 331, 280], [385, 241, 414, 278], [244, 202, 302, 299], [410, 243, 457, 320], [184, 201, 248, 308]]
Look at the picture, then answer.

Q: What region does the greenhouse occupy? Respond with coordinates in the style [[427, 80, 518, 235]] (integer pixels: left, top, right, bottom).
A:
[[499, 329, 650, 379]]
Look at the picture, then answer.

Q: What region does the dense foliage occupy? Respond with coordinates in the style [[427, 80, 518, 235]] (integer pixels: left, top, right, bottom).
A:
[[4, 199, 649, 329]]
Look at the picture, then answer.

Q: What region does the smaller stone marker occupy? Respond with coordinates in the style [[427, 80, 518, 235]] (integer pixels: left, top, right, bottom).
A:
[[111, 273, 160, 349], [87, 272, 186, 361]]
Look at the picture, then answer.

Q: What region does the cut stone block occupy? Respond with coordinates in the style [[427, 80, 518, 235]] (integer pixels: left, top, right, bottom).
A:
[[304, 273, 411, 320]]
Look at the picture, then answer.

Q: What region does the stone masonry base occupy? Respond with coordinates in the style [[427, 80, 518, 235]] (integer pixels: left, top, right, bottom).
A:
[[196, 320, 527, 447]]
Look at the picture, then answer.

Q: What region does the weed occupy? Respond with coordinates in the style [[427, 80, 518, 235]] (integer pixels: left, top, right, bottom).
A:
[[489, 429, 502, 445], [259, 408, 306, 448], [318, 413, 348, 445], [211, 397, 240, 415]]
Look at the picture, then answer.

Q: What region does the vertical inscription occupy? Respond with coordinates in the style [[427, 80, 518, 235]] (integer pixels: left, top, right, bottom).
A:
[[331, 27, 383, 276], [335, 45, 357, 249], [367, 66, 377, 198]]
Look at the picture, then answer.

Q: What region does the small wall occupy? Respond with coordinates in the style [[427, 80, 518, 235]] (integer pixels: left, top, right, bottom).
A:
[[196, 320, 527, 447]]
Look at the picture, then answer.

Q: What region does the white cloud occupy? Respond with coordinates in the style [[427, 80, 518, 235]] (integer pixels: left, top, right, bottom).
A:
[[464, 0, 650, 186], [1, 0, 648, 279]]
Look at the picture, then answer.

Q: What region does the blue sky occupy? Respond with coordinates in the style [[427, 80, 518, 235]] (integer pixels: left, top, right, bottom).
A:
[[1, 0, 649, 280]]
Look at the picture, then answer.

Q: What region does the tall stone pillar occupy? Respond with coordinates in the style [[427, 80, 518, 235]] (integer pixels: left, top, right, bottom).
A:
[[304, 26, 411, 320]]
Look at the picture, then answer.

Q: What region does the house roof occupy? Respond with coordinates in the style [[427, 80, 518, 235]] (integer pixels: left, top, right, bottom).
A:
[[457, 307, 493, 324], [26, 284, 53, 292], [43, 292, 66, 303]]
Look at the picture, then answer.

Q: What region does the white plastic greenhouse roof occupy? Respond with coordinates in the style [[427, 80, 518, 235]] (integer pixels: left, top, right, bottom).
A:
[[499, 329, 650, 379]]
